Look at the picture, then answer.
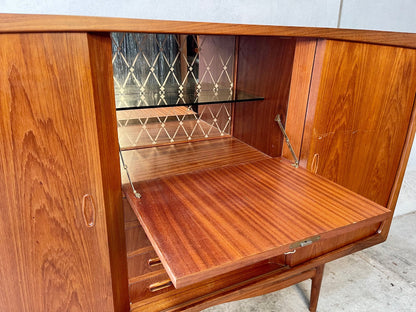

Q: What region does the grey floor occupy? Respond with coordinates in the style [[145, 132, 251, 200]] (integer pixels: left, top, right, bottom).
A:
[[204, 169, 416, 312]]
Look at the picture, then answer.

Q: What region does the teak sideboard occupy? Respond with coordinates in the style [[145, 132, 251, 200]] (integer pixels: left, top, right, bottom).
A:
[[1, 14, 416, 312]]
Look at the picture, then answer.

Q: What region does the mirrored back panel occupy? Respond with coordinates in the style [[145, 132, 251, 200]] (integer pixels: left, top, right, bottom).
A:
[[112, 33, 237, 148]]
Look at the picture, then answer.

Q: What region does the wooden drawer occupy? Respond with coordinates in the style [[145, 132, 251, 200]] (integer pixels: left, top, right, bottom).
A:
[[128, 247, 163, 278], [124, 197, 139, 223], [125, 223, 152, 254], [129, 271, 174, 302], [129, 257, 286, 309], [124, 197, 152, 255]]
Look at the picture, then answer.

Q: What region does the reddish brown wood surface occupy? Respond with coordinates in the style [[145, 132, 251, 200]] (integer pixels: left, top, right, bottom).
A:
[[233, 37, 296, 156], [286, 222, 381, 267], [299, 39, 327, 168], [130, 228, 388, 311], [0, 33, 116, 311], [309, 264, 324, 312], [283, 38, 317, 161], [87, 33, 130, 312], [129, 258, 285, 310], [128, 248, 161, 278], [302, 40, 416, 206], [2, 14, 416, 49], [382, 96, 416, 235], [125, 158, 390, 288], [124, 196, 287, 307], [121, 138, 269, 182]]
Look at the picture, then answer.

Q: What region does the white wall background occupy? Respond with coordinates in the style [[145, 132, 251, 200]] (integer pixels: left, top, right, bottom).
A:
[[1, 0, 340, 27], [2, 0, 415, 214]]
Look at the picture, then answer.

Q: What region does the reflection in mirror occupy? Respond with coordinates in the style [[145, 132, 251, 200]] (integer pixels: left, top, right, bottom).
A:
[[112, 33, 235, 148]]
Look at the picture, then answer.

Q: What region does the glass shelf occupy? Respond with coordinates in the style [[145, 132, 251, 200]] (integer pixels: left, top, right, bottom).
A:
[[115, 89, 264, 111]]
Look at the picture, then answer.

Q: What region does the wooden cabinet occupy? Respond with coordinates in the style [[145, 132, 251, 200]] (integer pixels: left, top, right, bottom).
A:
[[1, 14, 416, 312], [0, 32, 128, 311]]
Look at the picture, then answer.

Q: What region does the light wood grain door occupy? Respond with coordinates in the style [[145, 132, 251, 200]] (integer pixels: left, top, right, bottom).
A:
[[0, 33, 127, 311], [302, 40, 416, 206]]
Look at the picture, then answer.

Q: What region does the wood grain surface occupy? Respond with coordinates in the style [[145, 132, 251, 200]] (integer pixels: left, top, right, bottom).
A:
[[129, 258, 286, 309], [303, 40, 416, 206], [383, 95, 416, 235], [121, 138, 269, 182], [0, 33, 116, 311], [127, 248, 161, 278], [233, 36, 296, 156], [1, 14, 416, 48], [125, 158, 390, 288], [285, 221, 381, 267], [282, 38, 317, 161], [298, 40, 327, 168], [131, 229, 387, 311], [309, 264, 324, 312], [86, 33, 130, 311]]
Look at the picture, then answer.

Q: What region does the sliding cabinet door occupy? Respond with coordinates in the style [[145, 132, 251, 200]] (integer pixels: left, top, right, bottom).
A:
[[303, 40, 416, 207], [0, 33, 128, 311]]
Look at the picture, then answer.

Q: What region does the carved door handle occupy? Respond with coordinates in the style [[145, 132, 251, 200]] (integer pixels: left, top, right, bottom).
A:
[[82, 194, 96, 227], [311, 153, 320, 174]]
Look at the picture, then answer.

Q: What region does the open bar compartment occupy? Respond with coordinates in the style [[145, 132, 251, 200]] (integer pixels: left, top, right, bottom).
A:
[[116, 34, 392, 293], [113, 33, 263, 150]]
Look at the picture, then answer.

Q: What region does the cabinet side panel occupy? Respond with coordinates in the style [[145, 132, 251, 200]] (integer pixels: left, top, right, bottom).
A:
[[303, 40, 416, 207], [0, 33, 114, 311], [233, 37, 296, 156], [383, 96, 416, 233], [87, 33, 129, 311]]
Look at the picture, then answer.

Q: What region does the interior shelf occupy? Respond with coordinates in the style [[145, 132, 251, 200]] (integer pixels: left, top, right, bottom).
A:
[[123, 141, 391, 289], [115, 89, 264, 110]]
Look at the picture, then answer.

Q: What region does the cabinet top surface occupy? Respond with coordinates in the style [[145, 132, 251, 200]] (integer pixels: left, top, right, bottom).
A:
[[125, 158, 390, 288], [1, 13, 416, 48]]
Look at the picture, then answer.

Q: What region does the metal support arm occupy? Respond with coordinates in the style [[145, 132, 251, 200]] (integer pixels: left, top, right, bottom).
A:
[[275, 114, 299, 168]]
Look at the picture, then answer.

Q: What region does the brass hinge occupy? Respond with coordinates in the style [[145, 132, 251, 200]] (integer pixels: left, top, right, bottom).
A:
[[275, 114, 299, 168]]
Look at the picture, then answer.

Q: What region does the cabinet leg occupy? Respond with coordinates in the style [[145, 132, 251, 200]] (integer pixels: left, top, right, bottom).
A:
[[309, 264, 325, 312]]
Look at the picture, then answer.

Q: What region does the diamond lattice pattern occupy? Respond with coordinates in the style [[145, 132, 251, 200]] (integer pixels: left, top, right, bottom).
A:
[[112, 33, 235, 148]]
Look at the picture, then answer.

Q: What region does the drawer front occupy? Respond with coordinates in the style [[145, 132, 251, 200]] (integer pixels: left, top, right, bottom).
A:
[[123, 197, 139, 223], [129, 258, 286, 307], [125, 224, 152, 254], [128, 248, 163, 278], [286, 222, 381, 266], [129, 271, 173, 301], [124, 197, 152, 255]]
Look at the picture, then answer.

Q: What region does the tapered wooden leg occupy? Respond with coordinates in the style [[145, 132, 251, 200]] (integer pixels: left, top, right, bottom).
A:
[[309, 264, 325, 312]]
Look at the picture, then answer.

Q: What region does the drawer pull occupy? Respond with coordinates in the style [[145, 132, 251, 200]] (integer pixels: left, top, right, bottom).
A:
[[148, 257, 162, 267], [149, 279, 172, 292]]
